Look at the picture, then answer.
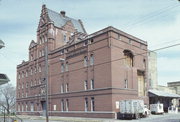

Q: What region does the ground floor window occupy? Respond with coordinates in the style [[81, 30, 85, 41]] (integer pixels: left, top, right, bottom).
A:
[[61, 100, 65, 112], [91, 97, 95, 111], [53, 105, 57, 111], [30, 102, 34, 112], [85, 98, 88, 111], [66, 99, 69, 111]]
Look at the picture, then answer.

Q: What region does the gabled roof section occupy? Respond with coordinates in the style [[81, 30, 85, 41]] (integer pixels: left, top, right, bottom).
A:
[[46, 8, 86, 34], [29, 40, 37, 49]]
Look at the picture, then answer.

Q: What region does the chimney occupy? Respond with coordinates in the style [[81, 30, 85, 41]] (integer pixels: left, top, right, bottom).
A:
[[60, 11, 66, 17]]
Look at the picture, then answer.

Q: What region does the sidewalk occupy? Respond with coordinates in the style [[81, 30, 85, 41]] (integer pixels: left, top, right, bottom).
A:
[[16, 115, 113, 122]]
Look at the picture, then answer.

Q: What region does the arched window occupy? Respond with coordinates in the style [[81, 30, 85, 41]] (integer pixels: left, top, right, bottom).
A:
[[123, 50, 134, 67]]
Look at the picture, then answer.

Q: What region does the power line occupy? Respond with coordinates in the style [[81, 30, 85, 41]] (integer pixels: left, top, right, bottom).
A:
[[124, 4, 178, 28], [149, 38, 180, 49], [125, 4, 180, 30], [49, 41, 180, 77]]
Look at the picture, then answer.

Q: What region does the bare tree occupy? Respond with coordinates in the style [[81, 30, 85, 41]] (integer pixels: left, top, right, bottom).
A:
[[0, 83, 16, 114]]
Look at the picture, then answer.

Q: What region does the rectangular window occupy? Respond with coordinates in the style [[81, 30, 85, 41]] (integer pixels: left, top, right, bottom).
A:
[[85, 98, 88, 112], [64, 35, 67, 42], [65, 83, 69, 92], [31, 81, 33, 86], [61, 63, 64, 72], [84, 80, 88, 90], [18, 73, 21, 79], [25, 103, 28, 111], [22, 72, 24, 78], [30, 68, 33, 75], [91, 79, 94, 89], [91, 97, 95, 111], [18, 104, 20, 112], [22, 83, 24, 89], [65, 62, 68, 71], [37, 103, 40, 111], [22, 104, 24, 112], [39, 50, 42, 57], [61, 100, 65, 112], [53, 105, 57, 111], [31, 54, 33, 61], [61, 84, 64, 93], [125, 79, 128, 88], [66, 99, 69, 111], [118, 34, 121, 40], [30, 103, 34, 112], [90, 54, 94, 65], [42, 50, 45, 56], [84, 56, 88, 67], [26, 71, 28, 77], [39, 65, 41, 72], [34, 67, 37, 73], [26, 82, 28, 88]]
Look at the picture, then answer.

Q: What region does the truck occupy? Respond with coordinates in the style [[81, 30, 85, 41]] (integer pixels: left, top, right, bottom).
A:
[[119, 100, 150, 119], [150, 103, 164, 114]]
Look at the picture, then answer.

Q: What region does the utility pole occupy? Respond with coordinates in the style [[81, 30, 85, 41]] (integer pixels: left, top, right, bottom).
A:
[[45, 41, 49, 122]]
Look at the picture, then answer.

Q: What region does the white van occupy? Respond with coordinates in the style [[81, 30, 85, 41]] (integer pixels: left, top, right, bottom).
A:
[[150, 103, 164, 114]]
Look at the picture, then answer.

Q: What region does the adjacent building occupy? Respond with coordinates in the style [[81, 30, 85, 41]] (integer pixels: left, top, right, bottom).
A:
[[168, 81, 180, 106], [16, 5, 149, 118], [148, 51, 158, 90], [148, 51, 180, 111]]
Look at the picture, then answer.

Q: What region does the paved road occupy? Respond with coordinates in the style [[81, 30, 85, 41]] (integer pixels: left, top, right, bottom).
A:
[[18, 113, 180, 122]]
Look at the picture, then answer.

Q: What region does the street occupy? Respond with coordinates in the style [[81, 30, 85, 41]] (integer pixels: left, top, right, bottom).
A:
[[14, 113, 180, 122]]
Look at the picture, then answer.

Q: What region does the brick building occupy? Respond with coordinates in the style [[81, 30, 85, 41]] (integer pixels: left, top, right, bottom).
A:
[[16, 5, 148, 118]]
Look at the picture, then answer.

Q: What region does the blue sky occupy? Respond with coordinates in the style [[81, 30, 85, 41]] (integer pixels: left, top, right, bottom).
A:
[[0, 0, 180, 86]]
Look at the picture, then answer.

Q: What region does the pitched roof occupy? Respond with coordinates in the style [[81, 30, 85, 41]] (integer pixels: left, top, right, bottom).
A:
[[149, 89, 180, 98], [47, 9, 86, 33]]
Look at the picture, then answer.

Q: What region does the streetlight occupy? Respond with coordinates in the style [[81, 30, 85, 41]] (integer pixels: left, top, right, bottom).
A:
[[0, 39, 9, 85], [0, 39, 5, 49]]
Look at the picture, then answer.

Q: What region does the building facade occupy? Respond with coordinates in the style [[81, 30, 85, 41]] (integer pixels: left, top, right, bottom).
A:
[[16, 5, 148, 118]]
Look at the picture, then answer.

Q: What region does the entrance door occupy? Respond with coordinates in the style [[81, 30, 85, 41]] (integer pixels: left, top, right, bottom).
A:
[[137, 71, 145, 97], [41, 101, 46, 116]]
